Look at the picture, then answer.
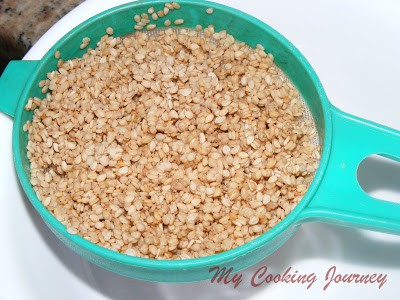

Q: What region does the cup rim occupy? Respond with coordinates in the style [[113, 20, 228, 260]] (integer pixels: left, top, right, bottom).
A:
[[12, 0, 332, 270]]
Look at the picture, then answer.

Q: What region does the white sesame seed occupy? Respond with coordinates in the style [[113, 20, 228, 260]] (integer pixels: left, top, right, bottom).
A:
[[174, 19, 184, 25], [181, 88, 192, 96], [214, 116, 224, 124], [238, 152, 248, 159], [172, 2, 180, 9], [106, 27, 114, 35], [43, 197, 51, 206], [199, 133, 206, 143], [205, 114, 214, 123], [164, 19, 171, 27], [222, 145, 231, 155], [146, 24, 157, 30], [246, 135, 255, 145], [67, 227, 78, 234], [249, 216, 259, 225], [118, 166, 129, 175]]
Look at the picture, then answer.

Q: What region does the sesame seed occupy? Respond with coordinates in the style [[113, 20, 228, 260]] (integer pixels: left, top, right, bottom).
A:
[[118, 166, 129, 175], [214, 116, 225, 124], [146, 24, 157, 30], [95, 222, 104, 229], [205, 114, 214, 123], [238, 152, 248, 158], [172, 2, 180, 9], [199, 133, 206, 143], [67, 227, 78, 234], [174, 19, 184, 25], [43, 197, 51, 206], [249, 216, 259, 225], [222, 145, 231, 155], [206, 8, 214, 14], [246, 135, 255, 145], [141, 18, 150, 25], [106, 27, 114, 35], [181, 88, 192, 96]]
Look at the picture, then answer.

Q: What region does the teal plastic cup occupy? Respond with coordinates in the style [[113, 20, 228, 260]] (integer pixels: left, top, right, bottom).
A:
[[1, 0, 400, 282]]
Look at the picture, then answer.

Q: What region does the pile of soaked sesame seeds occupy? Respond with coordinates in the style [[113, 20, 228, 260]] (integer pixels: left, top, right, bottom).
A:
[[23, 3, 320, 259]]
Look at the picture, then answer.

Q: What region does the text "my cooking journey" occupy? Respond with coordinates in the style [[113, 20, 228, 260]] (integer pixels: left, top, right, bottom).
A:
[[209, 265, 388, 290]]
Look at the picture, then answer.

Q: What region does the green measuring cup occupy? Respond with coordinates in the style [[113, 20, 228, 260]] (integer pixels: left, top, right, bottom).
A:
[[1, 0, 400, 282]]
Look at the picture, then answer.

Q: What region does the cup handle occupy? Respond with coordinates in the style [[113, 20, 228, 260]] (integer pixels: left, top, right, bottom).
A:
[[298, 105, 400, 234], [0, 60, 39, 118]]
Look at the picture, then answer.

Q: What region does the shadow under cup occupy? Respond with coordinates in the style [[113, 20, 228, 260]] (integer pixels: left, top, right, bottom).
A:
[[12, 0, 329, 282]]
